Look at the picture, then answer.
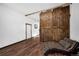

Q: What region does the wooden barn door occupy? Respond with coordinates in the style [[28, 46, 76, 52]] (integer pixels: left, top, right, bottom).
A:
[[40, 6, 70, 42]]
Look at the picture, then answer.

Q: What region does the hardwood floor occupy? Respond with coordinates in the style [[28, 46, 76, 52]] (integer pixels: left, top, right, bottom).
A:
[[0, 36, 77, 56], [0, 36, 43, 56]]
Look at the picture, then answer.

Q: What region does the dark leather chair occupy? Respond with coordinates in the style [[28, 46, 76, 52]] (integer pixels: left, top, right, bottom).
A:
[[43, 38, 79, 56]]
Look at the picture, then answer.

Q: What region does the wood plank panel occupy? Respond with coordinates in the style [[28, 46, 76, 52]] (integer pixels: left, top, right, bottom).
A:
[[40, 5, 70, 42], [40, 10, 52, 28]]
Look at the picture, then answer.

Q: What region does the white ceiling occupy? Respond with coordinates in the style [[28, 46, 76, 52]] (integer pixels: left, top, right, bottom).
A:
[[3, 3, 64, 22], [3, 3, 64, 15]]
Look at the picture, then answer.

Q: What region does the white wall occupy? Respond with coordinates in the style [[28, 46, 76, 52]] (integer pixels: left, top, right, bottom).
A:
[[0, 4, 39, 48], [32, 22, 39, 37], [70, 3, 79, 42]]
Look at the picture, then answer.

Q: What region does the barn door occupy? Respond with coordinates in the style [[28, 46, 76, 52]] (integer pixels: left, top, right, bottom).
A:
[[40, 6, 70, 42]]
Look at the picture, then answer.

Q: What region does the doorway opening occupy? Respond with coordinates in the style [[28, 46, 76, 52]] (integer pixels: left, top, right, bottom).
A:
[[25, 23, 32, 39]]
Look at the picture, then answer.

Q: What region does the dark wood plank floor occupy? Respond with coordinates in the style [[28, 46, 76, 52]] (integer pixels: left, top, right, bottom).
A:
[[0, 36, 43, 56]]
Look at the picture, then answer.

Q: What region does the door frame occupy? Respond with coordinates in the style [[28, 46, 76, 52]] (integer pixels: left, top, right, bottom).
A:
[[25, 23, 32, 39]]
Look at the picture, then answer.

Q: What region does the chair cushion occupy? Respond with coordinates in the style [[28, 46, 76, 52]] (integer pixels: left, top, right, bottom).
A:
[[59, 38, 77, 51]]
